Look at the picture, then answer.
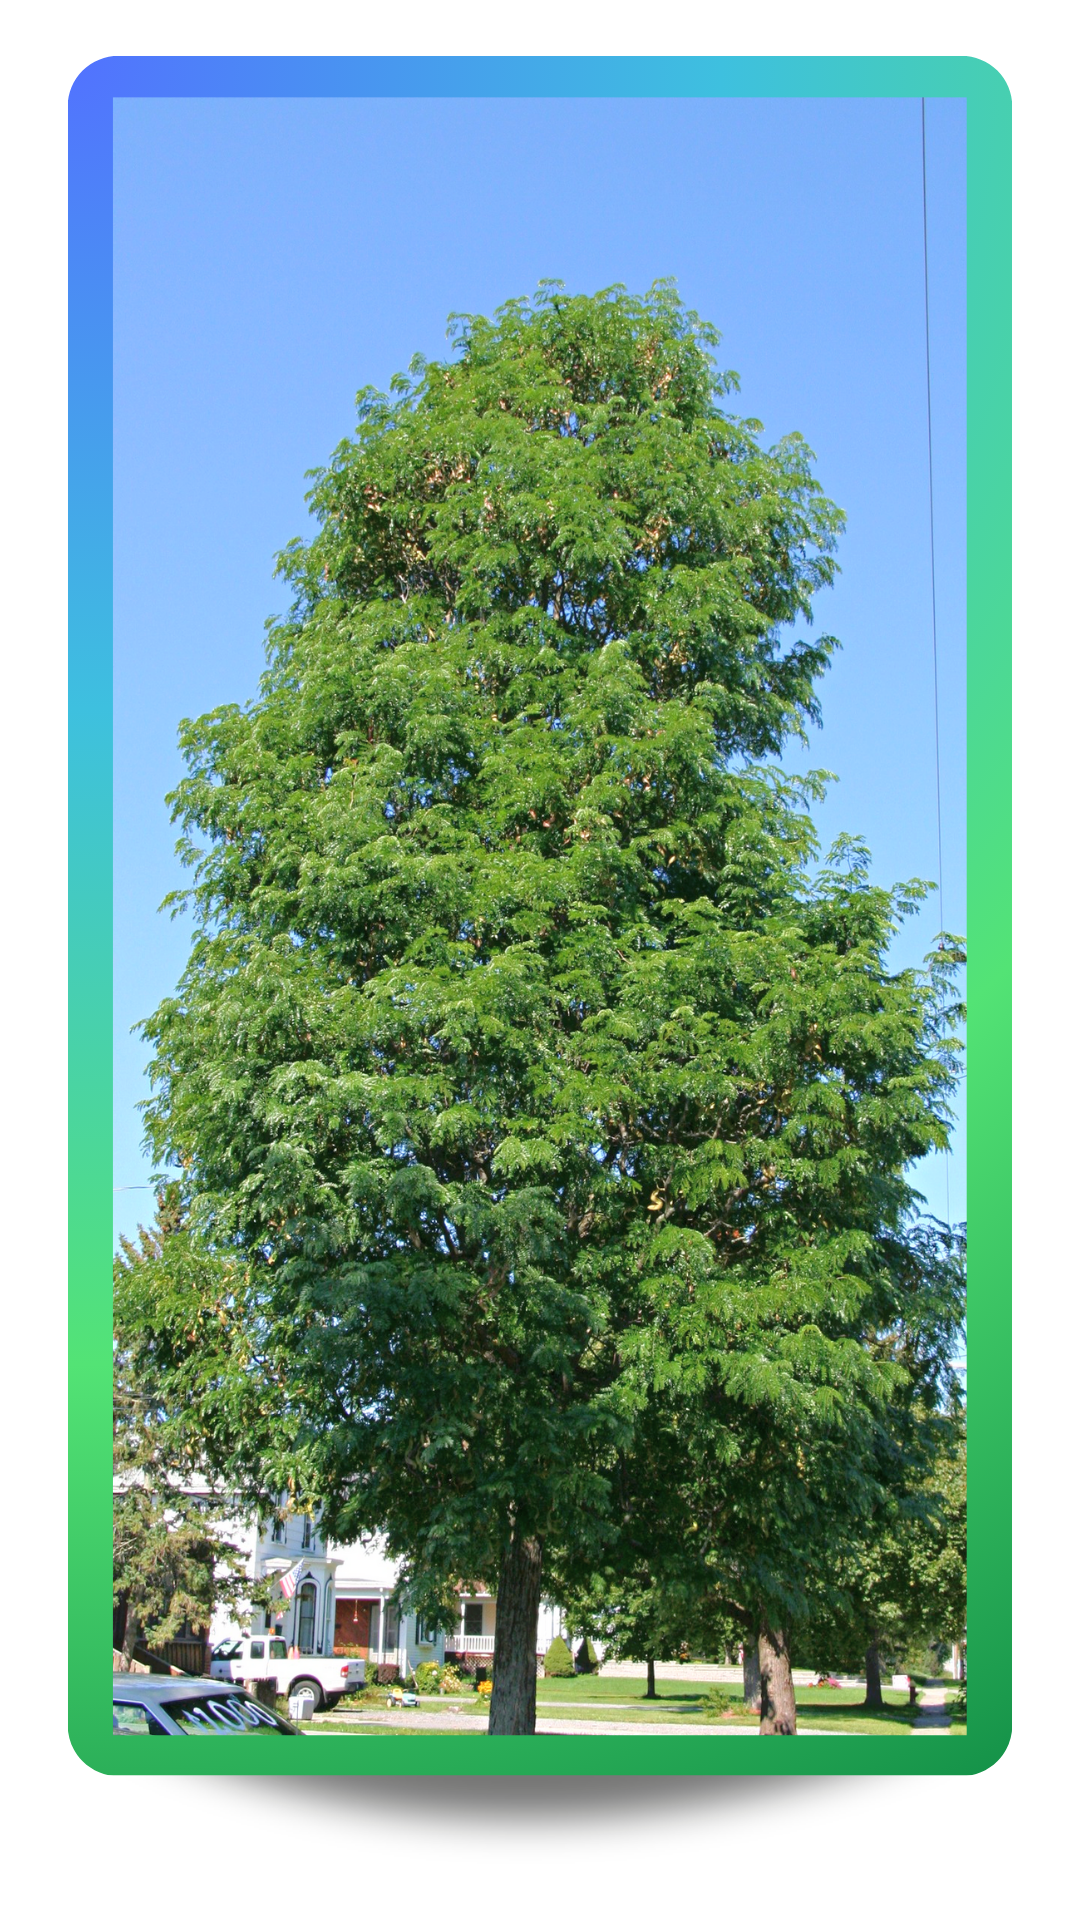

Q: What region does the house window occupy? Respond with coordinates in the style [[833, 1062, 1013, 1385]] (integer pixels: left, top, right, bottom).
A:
[[301, 1516, 312, 1550], [271, 1514, 285, 1543], [415, 1618, 432, 1645], [464, 1603, 484, 1637]]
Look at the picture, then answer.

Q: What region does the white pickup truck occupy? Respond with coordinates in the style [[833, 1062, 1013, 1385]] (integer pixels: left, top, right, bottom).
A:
[[210, 1635, 365, 1711]]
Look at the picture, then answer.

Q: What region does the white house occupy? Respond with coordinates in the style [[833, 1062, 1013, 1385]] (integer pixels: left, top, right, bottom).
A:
[[441, 1581, 569, 1663], [211, 1506, 573, 1673], [209, 1503, 341, 1659], [329, 1541, 571, 1669]]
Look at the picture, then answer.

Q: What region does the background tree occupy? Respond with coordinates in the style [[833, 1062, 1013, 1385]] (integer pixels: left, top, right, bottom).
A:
[[140, 282, 958, 1734], [113, 1187, 267, 1665], [612, 1201, 964, 1733], [796, 1413, 967, 1701], [793, 1221, 966, 1707], [565, 1564, 741, 1696]]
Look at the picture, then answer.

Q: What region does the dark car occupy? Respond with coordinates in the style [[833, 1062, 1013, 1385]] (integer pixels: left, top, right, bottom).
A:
[[113, 1672, 303, 1736]]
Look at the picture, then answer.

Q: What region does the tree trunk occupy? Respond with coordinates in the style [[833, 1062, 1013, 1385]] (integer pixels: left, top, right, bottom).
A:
[[120, 1603, 142, 1669], [646, 1657, 656, 1699], [488, 1530, 542, 1735], [758, 1621, 797, 1734], [743, 1642, 761, 1710], [864, 1637, 883, 1710]]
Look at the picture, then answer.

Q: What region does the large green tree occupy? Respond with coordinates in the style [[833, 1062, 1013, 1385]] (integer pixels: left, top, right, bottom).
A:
[[141, 283, 959, 1734]]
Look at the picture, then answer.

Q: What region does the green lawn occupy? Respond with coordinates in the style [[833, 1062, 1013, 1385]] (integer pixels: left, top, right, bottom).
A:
[[318, 1675, 964, 1737], [536, 1678, 910, 1707]]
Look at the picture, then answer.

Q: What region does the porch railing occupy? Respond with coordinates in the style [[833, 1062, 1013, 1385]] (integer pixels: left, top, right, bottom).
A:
[[444, 1633, 554, 1657]]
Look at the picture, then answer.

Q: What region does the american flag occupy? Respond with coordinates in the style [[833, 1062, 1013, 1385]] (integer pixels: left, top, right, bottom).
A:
[[279, 1560, 304, 1600]]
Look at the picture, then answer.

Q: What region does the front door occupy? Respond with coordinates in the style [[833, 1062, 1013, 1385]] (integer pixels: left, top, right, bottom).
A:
[[335, 1599, 374, 1657]]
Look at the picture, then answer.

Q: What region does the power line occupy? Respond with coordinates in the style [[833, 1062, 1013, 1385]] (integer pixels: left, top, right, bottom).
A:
[[921, 97, 951, 1228]]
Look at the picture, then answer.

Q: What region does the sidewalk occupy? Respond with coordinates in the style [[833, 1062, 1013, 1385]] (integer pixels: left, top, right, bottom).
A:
[[911, 1685, 952, 1734], [314, 1708, 860, 1736]]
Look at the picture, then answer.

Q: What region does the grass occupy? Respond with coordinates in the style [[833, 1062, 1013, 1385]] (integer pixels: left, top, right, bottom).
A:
[[535, 1676, 714, 1704], [314, 1675, 966, 1737]]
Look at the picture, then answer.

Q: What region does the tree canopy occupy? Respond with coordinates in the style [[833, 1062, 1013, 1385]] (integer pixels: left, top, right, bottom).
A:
[[139, 282, 963, 1732]]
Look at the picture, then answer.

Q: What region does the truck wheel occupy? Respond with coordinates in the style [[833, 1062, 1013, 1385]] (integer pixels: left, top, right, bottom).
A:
[[289, 1677, 324, 1712], [325, 1692, 342, 1710]]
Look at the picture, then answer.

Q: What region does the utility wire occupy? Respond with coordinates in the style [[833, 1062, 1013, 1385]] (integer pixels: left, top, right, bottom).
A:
[[921, 98, 951, 1228]]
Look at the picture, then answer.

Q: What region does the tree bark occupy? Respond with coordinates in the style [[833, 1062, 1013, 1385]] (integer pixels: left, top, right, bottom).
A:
[[758, 1621, 797, 1734], [646, 1657, 656, 1699], [120, 1602, 142, 1669], [488, 1530, 543, 1735], [742, 1642, 761, 1711], [864, 1637, 883, 1710]]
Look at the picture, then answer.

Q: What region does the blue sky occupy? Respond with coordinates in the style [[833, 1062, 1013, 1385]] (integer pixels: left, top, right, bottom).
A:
[[113, 93, 966, 1244]]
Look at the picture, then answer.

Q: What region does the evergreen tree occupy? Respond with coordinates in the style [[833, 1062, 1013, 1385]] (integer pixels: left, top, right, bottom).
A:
[[542, 1634, 575, 1678], [140, 283, 959, 1733], [113, 1187, 264, 1664]]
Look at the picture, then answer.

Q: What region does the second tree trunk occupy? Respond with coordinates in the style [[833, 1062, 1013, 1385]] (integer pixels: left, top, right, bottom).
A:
[[743, 1642, 761, 1710], [758, 1621, 797, 1734], [864, 1637, 883, 1710]]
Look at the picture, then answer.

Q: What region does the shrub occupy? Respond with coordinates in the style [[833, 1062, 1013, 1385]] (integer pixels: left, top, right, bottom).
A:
[[438, 1667, 464, 1693], [574, 1638, 599, 1674], [412, 1660, 442, 1694], [372, 1662, 402, 1685], [700, 1686, 744, 1722], [451, 1651, 492, 1680], [476, 1679, 493, 1699], [345, 1685, 387, 1709], [544, 1635, 575, 1678], [903, 1642, 942, 1679]]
